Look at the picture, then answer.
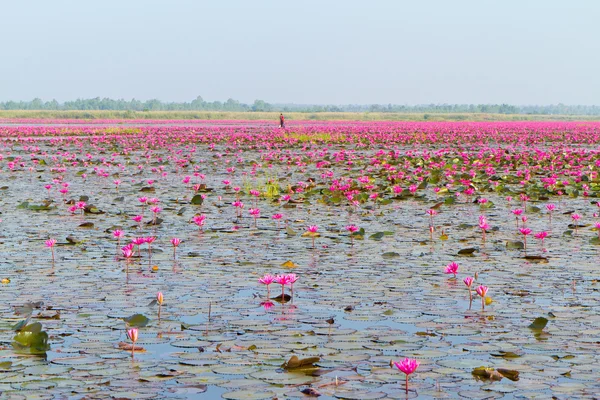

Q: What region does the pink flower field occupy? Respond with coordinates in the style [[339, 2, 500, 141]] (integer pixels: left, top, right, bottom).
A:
[[0, 119, 599, 398]]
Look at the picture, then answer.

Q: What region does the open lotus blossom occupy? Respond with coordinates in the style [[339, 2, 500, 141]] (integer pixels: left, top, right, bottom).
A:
[[345, 225, 359, 245], [286, 273, 298, 295], [393, 358, 420, 393], [534, 231, 548, 248], [192, 215, 206, 230], [546, 203, 556, 222], [249, 208, 260, 227], [512, 209, 523, 228], [444, 262, 459, 278], [478, 215, 490, 241], [121, 245, 134, 267], [145, 236, 156, 258], [132, 215, 143, 229], [345, 225, 359, 233], [571, 213, 581, 234], [45, 239, 57, 263], [306, 225, 319, 248], [259, 274, 276, 297], [272, 213, 283, 228], [519, 227, 532, 249], [274, 274, 292, 299], [595, 222, 600, 239], [113, 229, 124, 247]]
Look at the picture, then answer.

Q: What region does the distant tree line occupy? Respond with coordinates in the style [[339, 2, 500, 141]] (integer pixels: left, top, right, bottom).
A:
[[1, 96, 600, 115]]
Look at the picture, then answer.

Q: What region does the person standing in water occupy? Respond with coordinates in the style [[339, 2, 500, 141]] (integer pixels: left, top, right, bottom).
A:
[[279, 113, 285, 128]]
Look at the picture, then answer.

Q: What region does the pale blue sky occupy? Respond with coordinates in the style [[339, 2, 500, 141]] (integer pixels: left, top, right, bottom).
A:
[[1, 0, 598, 104]]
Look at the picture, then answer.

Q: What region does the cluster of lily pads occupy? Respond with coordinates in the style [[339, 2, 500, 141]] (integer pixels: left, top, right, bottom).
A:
[[0, 119, 599, 398]]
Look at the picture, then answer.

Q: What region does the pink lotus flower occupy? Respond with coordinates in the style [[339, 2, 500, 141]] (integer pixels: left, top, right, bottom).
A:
[[150, 206, 161, 214], [393, 358, 419, 393], [192, 215, 206, 230], [284, 274, 299, 296], [520, 227, 532, 250], [463, 276, 473, 288], [306, 225, 319, 248], [126, 328, 138, 357], [345, 225, 359, 233], [444, 262, 459, 278], [259, 274, 276, 286], [170, 237, 181, 258], [132, 215, 143, 228], [274, 274, 291, 299], [476, 285, 489, 310], [113, 229, 124, 247], [534, 231, 548, 247], [464, 276, 474, 307], [46, 239, 57, 262], [122, 246, 134, 260]]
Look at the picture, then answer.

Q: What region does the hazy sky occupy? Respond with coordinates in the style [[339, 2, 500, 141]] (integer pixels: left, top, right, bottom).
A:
[[1, 0, 599, 105]]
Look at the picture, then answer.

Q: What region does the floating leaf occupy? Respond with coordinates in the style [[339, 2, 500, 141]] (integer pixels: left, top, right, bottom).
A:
[[528, 317, 548, 331], [281, 260, 298, 268], [282, 355, 320, 369], [369, 232, 385, 240], [506, 241, 525, 249], [190, 194, 204, 205], [524, 255, 548, 263], [84, 205, 104, 214], [123, 314, 150, 327], [12, 323, 50, 355], [458, 248, 477, 255], [472, 366, 518, 382]]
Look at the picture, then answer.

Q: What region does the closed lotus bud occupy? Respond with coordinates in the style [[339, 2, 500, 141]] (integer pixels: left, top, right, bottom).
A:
[[127, 328, 138, 343]]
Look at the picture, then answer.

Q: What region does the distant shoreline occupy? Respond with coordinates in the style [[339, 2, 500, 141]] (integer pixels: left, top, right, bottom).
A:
[[1, 110, 600, 122]]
